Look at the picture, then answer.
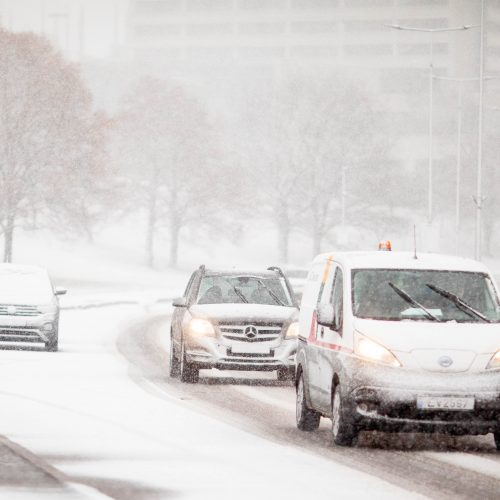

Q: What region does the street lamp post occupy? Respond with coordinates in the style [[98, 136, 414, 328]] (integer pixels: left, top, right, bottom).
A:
[[386, 23, 477, 226]]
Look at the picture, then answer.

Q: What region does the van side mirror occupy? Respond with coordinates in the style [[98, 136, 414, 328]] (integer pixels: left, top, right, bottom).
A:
[[55, 287, 67, 296], [317, 304, 335, 328], [172, 297, 187, 307]]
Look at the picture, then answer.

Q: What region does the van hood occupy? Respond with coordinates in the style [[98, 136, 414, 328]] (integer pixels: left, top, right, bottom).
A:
[[189, 303, 298, 324], [354, 318, 500, 354], [354, 318, 500, 372]]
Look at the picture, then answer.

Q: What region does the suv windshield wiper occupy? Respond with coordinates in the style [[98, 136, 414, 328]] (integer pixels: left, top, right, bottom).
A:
[[222, 278, 248, 303], [256, 279, 286, 306], [426, 284, 491, 323], [388, 282, 441, 322]]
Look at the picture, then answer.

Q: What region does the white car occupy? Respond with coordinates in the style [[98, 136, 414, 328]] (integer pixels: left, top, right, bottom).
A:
[[0, 264, 66, 351], [295, 250, 500, 449]]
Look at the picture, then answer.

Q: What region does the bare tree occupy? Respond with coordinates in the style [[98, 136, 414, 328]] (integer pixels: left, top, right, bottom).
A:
[[0, 29, 109, 261], [115, 77, 226, 268]]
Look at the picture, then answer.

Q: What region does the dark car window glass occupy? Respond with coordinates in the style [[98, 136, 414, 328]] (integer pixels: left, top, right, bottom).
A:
[[197, 275, 293, 306], [352, 269, 500, 322], [331, 268, 343, 331]]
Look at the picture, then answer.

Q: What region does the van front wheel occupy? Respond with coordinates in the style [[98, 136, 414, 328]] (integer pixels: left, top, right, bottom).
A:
[[331, 384, 358, 447], [296, 373, 320, 431]]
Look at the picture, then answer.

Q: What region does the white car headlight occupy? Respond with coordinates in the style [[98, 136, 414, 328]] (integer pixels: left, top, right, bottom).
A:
[[188, 318, 215, 338], [285, 322, 299, 339], [486, 350, 500, 370], [354, 333, 401, 367], [38, 304, 56, 314]]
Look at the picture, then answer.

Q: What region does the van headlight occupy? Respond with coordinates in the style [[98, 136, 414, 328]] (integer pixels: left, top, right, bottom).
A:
[[486, 350, 500, 370], [188, 318, 215, 338], [285, 322, 299, 339], [354, 333, 401, 367]]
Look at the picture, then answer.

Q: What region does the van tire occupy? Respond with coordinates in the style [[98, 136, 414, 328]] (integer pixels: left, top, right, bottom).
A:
[[296, 373, 321, 431], [169, 332, 180, 378], [180, 339, 199, 383], [331, 383, 358, 447], [494, 430, 500, 451]]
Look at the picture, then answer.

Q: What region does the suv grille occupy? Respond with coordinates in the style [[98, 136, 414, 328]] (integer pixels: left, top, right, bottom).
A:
[[219, 322, 282, 342], [0, 304, 40, 317]]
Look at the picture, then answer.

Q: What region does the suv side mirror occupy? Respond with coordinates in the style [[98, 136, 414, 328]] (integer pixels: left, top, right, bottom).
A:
[[172, 297, 187, 308], [55, 287, 67, 296], [317, 304, 335, 328]]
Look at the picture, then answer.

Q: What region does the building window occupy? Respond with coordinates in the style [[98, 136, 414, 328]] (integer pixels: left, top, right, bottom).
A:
[[291, 0, 338, 7], [291, 45, 338, 58], [187, 0, 233, 10], [344, 0, 393, 6], [344, 44, 392, 56], [239, 22, 286, 35], [186, 23, 233, 36], [291, 21, 337, 33], [134, 1, 182, 14], [238, 0, 287, 9], [135, 24, 181, 37], [344, 20, 390, 32]]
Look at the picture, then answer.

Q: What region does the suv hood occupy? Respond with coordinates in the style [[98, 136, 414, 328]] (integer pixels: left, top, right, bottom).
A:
[[189, 303, 298, 324]]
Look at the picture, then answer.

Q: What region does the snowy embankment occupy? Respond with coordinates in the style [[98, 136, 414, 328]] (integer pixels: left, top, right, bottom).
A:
[[0, 298, 422, 500]]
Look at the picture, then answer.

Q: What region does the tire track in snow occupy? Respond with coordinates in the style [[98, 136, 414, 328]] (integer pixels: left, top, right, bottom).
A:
[[117, 315, 500, 500]]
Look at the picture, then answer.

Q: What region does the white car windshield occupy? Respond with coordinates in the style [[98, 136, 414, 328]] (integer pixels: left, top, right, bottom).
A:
[[197, 275, 293, 306], [0, 268, 53, 304], [352, 269, 500, 323]]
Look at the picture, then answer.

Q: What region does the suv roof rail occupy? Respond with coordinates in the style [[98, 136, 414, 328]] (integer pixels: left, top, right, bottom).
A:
[[267, 265, 284, 277], [199, 264, 206, 275]]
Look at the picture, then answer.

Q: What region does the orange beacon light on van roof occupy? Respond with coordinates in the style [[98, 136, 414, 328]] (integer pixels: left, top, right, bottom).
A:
[[378, 240, 392, 251]]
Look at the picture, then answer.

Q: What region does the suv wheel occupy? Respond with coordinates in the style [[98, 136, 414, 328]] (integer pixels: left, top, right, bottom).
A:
[[180, 339, 199, 384], [494, 430, 500, 451], [296, 372, 321, 431], [331, 383, 358, 447], [169, 332, 180, 378], [45, 333, 58, 352], [277, 366, 295, 382]]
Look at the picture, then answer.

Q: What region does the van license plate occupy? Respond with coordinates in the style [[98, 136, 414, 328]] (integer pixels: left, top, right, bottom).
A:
[[417, 397, 474, 411]]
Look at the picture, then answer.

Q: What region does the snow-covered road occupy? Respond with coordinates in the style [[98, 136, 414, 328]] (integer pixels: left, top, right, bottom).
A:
[[0, 304, 498, 499]]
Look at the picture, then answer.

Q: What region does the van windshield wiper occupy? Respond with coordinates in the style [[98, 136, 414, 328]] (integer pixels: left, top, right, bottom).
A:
[[426, 284, 491, 323], [388, 282, 441, 322], [256, 279, 285, 306]]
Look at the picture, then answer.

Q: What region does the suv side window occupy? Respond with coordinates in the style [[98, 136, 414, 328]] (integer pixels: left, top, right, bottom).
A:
[[330, 268, 344, 333]]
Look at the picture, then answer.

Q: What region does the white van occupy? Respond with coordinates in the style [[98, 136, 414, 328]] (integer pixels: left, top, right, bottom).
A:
[[295, 250, 500, 449]]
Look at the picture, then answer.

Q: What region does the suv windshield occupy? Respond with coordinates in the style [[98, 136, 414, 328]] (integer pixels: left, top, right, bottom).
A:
[[0, 268, 53, 304], [352, 269, 500, 322], [197, 275, 293, 306]]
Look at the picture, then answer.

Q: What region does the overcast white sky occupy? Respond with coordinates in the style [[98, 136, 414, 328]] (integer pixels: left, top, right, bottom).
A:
[[0, 0, 127, 59]]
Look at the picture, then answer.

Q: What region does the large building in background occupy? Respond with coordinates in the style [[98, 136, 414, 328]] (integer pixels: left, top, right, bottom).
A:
[[125, 0, 499, 75]]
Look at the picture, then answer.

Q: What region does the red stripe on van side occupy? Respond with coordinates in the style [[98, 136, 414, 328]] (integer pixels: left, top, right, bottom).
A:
[[308, 337, 353, 354]]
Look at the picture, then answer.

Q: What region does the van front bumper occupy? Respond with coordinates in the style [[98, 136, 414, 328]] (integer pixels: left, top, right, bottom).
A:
[[342, 358, 500, 434]]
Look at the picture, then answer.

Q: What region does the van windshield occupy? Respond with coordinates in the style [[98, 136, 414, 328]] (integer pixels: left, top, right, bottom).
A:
[[352, 269, 500, 322]]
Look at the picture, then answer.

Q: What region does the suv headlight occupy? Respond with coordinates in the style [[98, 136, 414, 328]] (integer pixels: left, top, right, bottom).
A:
[[285, 322, 299, 339], [354, 333, 401, 367], [38, 304, 56, 314], [188, 318, 215, 338], [486, 350, 500, 370]]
